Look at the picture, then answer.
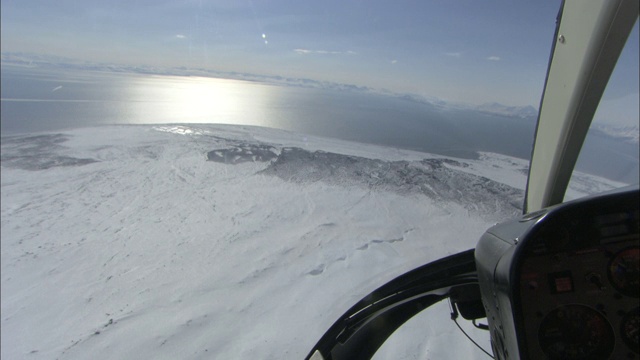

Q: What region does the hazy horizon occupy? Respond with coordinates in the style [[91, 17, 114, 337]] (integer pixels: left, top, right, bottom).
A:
[[2, 64, 638, 184]]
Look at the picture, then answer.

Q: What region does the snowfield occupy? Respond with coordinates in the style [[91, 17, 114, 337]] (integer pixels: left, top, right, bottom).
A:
[[0, 125, 623, 359]]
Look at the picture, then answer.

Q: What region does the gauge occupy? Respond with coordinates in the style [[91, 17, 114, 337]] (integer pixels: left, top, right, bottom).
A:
[[608, 248, 640, 297], [621, 308, 640, 353], [538, 304, 614, 360]]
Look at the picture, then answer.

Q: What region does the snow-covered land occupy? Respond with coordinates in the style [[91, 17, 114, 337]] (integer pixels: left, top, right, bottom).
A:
[[0, 125, 623, 359], [593, 124, 640, 144]]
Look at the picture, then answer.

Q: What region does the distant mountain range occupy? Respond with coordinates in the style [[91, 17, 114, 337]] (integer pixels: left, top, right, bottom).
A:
[[593, 124, 640, 144], [475, 102, 538, 119], [4, 51, 636, 141], [2, 51, 538, 119], [0, 51, 374, 93]]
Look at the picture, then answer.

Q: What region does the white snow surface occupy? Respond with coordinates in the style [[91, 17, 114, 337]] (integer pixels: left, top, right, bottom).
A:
[[1, 125, 621, 359]]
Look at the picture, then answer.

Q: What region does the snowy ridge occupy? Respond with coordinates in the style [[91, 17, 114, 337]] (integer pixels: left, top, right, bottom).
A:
[[259, 148, 523, 220], [0, 125, 622, 359], [475, 102, 538, 119], [203, 142, 523, 220], [593, 124, 640, 144]]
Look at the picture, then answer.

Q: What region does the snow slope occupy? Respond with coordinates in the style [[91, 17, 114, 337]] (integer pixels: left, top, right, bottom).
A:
[[0, 125, 622, 359]]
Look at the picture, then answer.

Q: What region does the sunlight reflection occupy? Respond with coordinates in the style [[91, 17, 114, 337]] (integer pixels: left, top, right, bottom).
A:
[[124, 75, 278, 128]]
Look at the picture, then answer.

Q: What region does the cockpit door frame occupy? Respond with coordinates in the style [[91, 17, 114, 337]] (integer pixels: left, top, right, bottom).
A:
[[524, 0, 639, 213]]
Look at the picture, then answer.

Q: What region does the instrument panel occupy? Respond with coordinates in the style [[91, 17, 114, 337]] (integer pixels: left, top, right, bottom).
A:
[[476, 186, 639, 360], [517, 204, 639, 359]]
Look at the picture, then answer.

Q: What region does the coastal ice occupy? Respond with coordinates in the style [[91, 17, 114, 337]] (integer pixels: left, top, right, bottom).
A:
[[0, 125, 623, 359]]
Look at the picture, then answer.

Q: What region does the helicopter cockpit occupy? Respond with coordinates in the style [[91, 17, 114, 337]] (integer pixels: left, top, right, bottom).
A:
[[305, 1, 639, 359]]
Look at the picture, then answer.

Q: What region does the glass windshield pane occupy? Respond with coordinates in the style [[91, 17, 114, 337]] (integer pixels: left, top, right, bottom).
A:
[[1, 2, 570, 359], [565, 20, 639, 201]]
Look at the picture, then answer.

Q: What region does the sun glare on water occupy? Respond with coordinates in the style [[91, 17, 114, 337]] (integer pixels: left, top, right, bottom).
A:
[[123, 75, 279, 128]]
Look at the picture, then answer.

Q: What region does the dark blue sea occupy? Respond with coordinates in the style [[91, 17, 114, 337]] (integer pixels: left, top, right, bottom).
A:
[[1, 65, 637, 183]]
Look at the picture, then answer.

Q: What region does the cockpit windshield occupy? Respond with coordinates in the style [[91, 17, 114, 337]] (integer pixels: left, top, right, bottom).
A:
[[1, 1, 637, 359]]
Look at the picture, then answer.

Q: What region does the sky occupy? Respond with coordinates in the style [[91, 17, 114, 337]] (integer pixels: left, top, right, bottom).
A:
[[1, 0, 638, 116]]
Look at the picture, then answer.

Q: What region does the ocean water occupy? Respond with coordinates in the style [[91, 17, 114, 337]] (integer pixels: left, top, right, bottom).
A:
[[0, 65, 537, 159], [1, 65, 637, 183]]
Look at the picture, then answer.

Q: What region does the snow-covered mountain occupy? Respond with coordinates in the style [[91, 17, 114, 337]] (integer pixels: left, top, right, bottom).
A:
[[593, 124, 640, 144], [0, 125, 622, 359], [475, 102, 538, 119], [2, 52, 540, 122]]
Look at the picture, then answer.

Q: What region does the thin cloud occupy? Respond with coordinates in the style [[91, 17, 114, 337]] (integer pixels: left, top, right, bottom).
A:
[[445, 52, 462, 58], [294, 48, 356, 55], [391, 59, 398, 64], [175, 34, 186, 39], [487, 56, 501, 61]]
